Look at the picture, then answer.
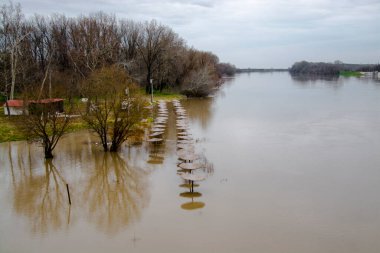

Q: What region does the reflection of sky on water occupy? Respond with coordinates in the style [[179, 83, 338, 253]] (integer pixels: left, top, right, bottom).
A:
[[181, 97, 215, 131]]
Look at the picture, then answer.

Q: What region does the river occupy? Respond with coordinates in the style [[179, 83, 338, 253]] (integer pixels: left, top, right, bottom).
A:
[[1, 72, 380, 253]]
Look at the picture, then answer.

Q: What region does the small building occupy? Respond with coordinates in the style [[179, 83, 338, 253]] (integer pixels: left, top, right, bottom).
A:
[[3, 100, 24, 116], [29, 98, 64, 115], [3, 98, 64, 116]]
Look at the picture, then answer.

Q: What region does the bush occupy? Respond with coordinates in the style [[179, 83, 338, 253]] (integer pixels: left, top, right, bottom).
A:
[[216, 63, 236, 76], [181, 66, 217, 97]]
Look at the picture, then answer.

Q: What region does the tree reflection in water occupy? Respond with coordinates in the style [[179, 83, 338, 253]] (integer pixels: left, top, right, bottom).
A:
[[12, 157, 69, 234], [6, 140, 150, 235], [83, 152, 149, 234], [290, 74, 343, 89]]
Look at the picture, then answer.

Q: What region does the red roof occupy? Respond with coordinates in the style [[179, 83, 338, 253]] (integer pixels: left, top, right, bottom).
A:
[[5, 100, 24, 107], [5, 98, 64, 107]]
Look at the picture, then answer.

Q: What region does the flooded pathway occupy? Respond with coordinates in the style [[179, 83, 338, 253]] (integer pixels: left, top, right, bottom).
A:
[[146, 99, 213, 211]]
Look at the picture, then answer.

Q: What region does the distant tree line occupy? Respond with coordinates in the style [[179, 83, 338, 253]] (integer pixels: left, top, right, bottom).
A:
[[216, 63, 236, 76], [236, 68, 288, 73], [355, 64, 380, 72], [289, 61, 340, 75], [0, 1, 234, 99], [290, 60, 380, 76]]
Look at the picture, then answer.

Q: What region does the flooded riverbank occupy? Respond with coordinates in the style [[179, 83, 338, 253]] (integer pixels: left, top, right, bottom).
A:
[[1, 72, 380, 253]]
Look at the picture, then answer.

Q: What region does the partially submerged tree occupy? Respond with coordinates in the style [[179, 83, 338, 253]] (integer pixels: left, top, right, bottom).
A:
[[216, 62, 236, 77], [81, 66, 147, 152], [15, 97, 72, 159], [181, 65, 217, 97]]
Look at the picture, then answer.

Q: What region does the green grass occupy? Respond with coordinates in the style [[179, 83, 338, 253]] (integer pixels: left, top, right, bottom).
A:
[[0, 107, 89, 143], [0, 90, 175, 143], [0, 112, 26, 142], [140, 89, 185, 101], [340, 71, 363, 77], [152, 91, 185, 101], [66, 118, 88, 133]]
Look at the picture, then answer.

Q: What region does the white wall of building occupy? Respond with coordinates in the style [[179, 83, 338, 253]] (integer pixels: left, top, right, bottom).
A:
[[3, 107, 23, 116]]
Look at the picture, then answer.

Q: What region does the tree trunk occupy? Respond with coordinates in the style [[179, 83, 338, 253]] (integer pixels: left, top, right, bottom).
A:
[[4, 100, 11, 118], [103, 143, 109, 152], [102, 133, 108, 151], [110, 142, 119, 152], [10, 47, 17, 100], [44, 145, 54, 159], [146, 70, 152, 94], [159, 80, 166, 92]]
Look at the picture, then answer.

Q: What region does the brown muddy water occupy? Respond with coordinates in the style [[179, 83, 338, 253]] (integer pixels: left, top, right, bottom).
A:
[[1, 72, 380, 253]]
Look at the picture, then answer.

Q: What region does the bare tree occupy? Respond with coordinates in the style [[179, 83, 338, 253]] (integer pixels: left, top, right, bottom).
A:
[[68, 13, 119, 76], [1, 3, 226, 102], [154, 31, 185, 91], [13, 63, 72, 159], [15, 99, 72, 159], [119, 19, 140, 62], [216, 62, 236, 77], [50, 14, 70, 70], [0, 1, 30, 100], [135, 20, 175, 94], [81, 66, 147, 152], [181, 65, 217, 97]]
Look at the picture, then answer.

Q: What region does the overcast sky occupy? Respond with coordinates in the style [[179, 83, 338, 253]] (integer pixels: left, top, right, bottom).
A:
[[15, 0, 380, 68]]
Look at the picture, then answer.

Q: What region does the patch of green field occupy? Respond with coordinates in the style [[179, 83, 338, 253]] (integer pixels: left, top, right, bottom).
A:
[[340, 71, 363, 77], [0, 112, 25, 142], [0, 107, 89, 143], [0, 94, 159, 143], [66, 118, 88, 133], [152, 91, 185, 101], [140, 88, 185, 101]]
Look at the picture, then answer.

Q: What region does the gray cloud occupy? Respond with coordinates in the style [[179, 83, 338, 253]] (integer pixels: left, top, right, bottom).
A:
[[163, 0, 215, 8], [15, 0, 380, 67]]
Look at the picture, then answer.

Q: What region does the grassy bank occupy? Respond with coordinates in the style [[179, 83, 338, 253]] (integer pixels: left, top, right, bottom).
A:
[[142, 89, 186, 101], [65, 117, 89, 133], [340, 70, 363, 77], [0, 92, 184, 143], [0, 111, 89, 143]]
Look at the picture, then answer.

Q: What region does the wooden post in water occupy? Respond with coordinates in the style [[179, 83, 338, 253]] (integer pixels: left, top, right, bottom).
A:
[[66, 183, 71, 205]]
